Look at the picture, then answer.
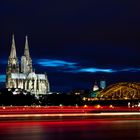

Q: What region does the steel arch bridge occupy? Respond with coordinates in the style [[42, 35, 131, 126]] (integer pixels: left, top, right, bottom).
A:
[[97, 82, 140, 100]]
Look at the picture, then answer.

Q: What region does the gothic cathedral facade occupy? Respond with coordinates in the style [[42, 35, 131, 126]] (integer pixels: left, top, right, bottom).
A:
[[6, 35, 50, 95]]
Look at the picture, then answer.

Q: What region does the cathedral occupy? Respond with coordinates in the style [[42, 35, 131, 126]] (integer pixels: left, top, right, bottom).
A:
[[6, 35, 50, 95]]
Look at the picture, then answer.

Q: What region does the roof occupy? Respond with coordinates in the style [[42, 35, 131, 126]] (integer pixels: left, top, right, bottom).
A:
[[28, 72, 37, 79], [11, 73, 26, 79], [11, 73, 47, 80], [37, 74, 46, 80]]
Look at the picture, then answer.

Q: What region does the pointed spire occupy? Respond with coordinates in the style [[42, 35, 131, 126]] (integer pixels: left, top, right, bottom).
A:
[[24, 35, 30, 58], [9, 34, 17, 58]]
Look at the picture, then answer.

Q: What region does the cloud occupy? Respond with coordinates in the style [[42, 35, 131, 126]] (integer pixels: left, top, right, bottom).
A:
[[78, 67, 140, 73], [119, 68, 140, 72], [66, 67, 116, 73], [60, 66, 140, 74], [36, 59, 140, 74], [0, 75, 6, 82], [36, 59, 77, 68], [78, 68, 115, 73]]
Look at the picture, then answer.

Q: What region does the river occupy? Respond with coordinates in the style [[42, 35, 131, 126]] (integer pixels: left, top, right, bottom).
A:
[[0, 115, 140, 140]]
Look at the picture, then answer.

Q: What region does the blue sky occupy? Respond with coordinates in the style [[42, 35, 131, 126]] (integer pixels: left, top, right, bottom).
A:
[[0, 1, 140, 92]]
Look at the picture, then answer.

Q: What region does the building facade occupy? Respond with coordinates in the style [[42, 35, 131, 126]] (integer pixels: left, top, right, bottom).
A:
[[6, 35, 50, 95]]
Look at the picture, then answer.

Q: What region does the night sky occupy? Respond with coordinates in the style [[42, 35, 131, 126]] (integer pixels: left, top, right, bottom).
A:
[[0, 0, 140, 92]]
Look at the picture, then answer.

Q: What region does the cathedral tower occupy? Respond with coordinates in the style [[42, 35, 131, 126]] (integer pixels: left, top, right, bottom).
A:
[[21, 36, 33, 73], [6, 35, 19, 88], [6, 35, 50, 95]]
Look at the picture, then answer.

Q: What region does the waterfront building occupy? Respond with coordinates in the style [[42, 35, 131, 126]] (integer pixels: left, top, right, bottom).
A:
[[6, 35, 50, 95], [93, 82, 99, 91], [100, 80, 106, 89], [90, 82, 99, 98]]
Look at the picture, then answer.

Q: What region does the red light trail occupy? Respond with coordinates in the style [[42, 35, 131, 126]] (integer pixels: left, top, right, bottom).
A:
[[0, 106, 139, 117], [0, 112, 140, 118]]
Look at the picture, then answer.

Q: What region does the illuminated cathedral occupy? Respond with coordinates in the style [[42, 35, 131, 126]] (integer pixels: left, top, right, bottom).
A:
[[6, 35, 50, 95]]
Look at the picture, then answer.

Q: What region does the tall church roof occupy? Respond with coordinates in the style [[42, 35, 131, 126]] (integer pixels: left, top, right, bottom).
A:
[[9, 35, 17, 58], [24, 36, 30, 58]]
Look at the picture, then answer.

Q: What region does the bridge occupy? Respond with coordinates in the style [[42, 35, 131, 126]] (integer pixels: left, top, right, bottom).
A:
[[97, 82, 140, 100]]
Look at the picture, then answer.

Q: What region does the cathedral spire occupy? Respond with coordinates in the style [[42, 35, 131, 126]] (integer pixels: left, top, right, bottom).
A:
[[24, 36, 30, 58], [21, 36, 33, 73], [9, 34, 17, 58]]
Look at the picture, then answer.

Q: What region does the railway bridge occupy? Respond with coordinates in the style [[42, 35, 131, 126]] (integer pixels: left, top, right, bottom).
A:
[[97, 82, 140, 100]]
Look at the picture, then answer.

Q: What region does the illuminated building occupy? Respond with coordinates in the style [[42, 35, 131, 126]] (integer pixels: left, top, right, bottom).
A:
[[93, 82, 99, 91], [90, 82, 99, 98], [6, 35, 50, 95], [100, 80, 106, 89]]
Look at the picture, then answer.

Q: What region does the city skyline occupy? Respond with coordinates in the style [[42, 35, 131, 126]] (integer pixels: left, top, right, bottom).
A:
[[1, 1, 140, 92]]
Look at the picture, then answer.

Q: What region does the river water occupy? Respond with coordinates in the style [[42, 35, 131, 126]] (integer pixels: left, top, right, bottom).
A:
[[0, 116, 140, 140]]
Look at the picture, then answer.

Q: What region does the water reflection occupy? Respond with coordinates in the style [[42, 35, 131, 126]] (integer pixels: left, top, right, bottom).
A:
[[0, 117, 140, 140]]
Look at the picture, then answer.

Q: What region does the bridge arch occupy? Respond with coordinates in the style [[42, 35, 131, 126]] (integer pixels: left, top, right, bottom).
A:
[[97, 82, 140, 100]]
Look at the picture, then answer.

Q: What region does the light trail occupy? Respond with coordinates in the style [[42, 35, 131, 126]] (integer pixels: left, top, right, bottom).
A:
[[0, 112, 140, 118]]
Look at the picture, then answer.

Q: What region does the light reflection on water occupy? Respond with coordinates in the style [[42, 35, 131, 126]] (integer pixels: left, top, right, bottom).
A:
[[0, 116, 140, 140]]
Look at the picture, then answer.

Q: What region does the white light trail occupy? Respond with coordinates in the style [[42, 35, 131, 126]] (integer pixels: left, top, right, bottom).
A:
[[0, 112, 140, 118]]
